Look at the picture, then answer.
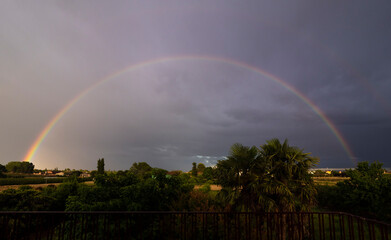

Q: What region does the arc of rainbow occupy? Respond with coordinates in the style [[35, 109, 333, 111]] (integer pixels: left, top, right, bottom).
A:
[[22, 55, 355, 164]]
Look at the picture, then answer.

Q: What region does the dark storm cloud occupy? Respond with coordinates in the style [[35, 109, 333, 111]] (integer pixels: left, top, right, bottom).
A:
[[1, 0, 390, 170]]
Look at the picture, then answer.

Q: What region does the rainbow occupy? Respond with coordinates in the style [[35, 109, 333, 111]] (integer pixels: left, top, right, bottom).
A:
[[22, 55, 356, 164]]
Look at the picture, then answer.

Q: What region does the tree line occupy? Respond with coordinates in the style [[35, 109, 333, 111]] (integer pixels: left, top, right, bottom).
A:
[[0, 161, 34, 175], [0, 139, 389, 222], [317, 161, 391, 221]]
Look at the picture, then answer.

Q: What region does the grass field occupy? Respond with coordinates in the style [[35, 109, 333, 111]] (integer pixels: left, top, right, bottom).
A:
[[313, 177, 348, 185]]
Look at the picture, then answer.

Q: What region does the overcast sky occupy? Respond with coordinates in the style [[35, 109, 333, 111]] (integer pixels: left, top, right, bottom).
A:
[[1, 1, 390, 171]]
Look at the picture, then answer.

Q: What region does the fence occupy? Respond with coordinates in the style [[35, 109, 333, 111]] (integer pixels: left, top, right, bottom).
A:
[[0, 211, 390, 240]]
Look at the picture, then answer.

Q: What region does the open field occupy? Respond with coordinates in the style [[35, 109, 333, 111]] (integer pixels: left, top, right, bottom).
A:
[[313, 176, 348, 185]]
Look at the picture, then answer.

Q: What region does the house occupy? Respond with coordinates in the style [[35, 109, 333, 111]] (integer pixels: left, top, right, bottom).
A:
[[80, 172, 91, 178]]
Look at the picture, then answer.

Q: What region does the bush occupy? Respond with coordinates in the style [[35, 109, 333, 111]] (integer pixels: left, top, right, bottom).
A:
[[316, 162, 391, 221], [0, 186, 57, 211], [199, 183, 211, 193]]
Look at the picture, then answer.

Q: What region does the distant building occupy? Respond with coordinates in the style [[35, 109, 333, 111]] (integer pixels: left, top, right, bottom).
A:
[[80, 172, 91, 178]]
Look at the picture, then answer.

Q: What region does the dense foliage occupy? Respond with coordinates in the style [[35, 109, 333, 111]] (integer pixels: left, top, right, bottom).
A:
[[129, 162, 152, 177], [215, 139, 318, 212], [97, 158, 105, 174], [1, 142, 390, 225], [0, 164, 6, 178], [317, 161, 391, 221], [5, 161, 34, 173], [191, 162, 197, 177], [0, 169, 206, 212]]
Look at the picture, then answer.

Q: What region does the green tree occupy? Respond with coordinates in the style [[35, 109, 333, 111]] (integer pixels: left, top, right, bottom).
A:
[[90, 170, 98, 178], [70, 170, 82, 177], [216, 139, 318, 212], [215, 143, 260, 211], [97, 158, 105, 174], [197, 163, 206, 173], [317, 161, 391, 221], [0, 186, 56, 211], [259, 139, 318, 212], [54, 177, 82, 210], [0, 164, 6, 173], [216, 139, 318, 239], [191, 162, 197, 177], [202, 167, 214, 181], [129, 162, 152, 179], [0, 164, 6, 178], [5, 161, 34, 173]]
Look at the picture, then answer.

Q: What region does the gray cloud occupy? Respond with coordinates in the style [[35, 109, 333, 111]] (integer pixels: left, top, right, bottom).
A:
[[1, 1, 390, 170]]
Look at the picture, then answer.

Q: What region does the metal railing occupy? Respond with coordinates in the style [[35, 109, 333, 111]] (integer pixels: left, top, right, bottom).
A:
[[0, 211, 390, 240]]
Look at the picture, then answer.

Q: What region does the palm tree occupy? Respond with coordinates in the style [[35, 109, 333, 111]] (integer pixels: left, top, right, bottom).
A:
[[216, 139, 318, 212], [259, 139, 318, 212], [260, 139, 318, 239], [215, 143, 261, 211], [216, 139, 318, 239]]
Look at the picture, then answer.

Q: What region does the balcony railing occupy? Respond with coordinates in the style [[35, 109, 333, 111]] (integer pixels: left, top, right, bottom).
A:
[[0, 211, 390, 240]]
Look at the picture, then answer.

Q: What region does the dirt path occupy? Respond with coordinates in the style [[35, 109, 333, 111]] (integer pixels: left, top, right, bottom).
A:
[[0, 181, 94, 192]]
